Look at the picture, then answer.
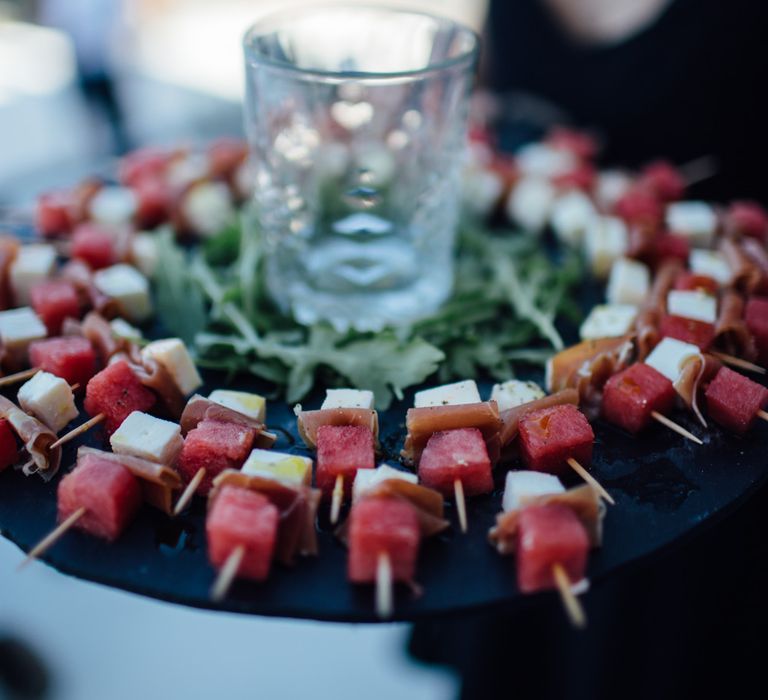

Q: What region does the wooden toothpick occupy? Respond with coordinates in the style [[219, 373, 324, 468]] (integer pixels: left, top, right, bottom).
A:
[[0, 368, 39, 388], [330, 473, 344, 525], [710, 351, 766, 375], [757, 409, 768, 423], [18, 507, 86, 570], [454, 478, 468, 533], [49, 413, 105, 450], [566, 457, 615, 505], [210, 544, 245, 602], [552, 563, 587, 629], [376, 551, 393, 620], [173, 467, 206, 516], [650, 411, 703, 445]]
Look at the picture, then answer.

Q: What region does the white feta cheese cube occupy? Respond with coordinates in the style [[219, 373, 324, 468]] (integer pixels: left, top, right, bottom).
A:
[[583, 216, 629, 278], [93, 264, 152, 322], [141, 338, 202, 396], [579, 304, 638, 340], [502, 471, 565, 512], [644, 337, 702, 383], [666, 201, 718, 247], [594, 170, 632, 210], [490, 380, 545, 413], [208, 389, 266, 422], [515, 143, 576, 178], [463, 167, 504, 219], [110, 318, 143, 343], [182, 182, 235, 238], [18, 370, 78, 433], [110, 411, 183, 464], [9, 244, 57, 305], [166, 153, 209, 190], [131, 233, 158, 278], [689, 250, 732, 286], [0, 307, 47, 357], [321, 388, 375, 410], [606, 257, 650, 306], [241, 448, 312, 486], [88, 186, 137, 227], [414, 380, 482, 408], [549, 190, 597, 247], [506, 177, 556, 233], [667, 290, 717, 324], [353, 463, 417, 502]]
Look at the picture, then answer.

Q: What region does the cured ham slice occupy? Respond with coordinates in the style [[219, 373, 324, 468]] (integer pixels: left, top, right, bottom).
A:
[[401, 401, 502, 466], [713, 291, 757, 360], [0, 395, 61, 480], [57, 452, 142, 541], [499, 388, 579, 446]]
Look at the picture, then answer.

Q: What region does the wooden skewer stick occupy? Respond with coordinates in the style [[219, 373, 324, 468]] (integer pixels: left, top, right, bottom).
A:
[[376, 551, 393, 620], [757, 409, 768, 423], [330, 473, 344, 525], [454, 478, 468, 533], [0, 368, 39, 387], [18, 506, 86, 571], [210, 544, 244, 602], [69, 383, 81, 392], [710, 351, 766, 375], [650, 411, 703, 446], [173, 467, 206, 516], [552, 563, 587, 629], [49, 413, 105, 450], [566, 458, 615, 506]]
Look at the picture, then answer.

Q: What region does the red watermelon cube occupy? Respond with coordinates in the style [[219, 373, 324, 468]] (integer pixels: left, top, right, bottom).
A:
[[516, 503, 589, 593], [725, 201, 768, 241], [29, 336, 97, 387], [659, 314, 715, 350], [71, 223, 117, 270], [705, 366, 768, 434], [518, 404, 593, 475], [0, 418, 18, 472], [652, 234, 690, 267], [84, 360, 156, 435], [602, 363, 676, 434], [177, 419, 256, 495], [315, 425, 375, 498], [348, 497, 420, 583], [745, 296, 768, 364], [36, 191, 74, 237], [206, 485, 279, 581], [57, 453, 142, 541], [30, 280, 80, 335], [674, 272, 719, 296], [614, 186, 663, 228], [639, 161, 685, 202], [418, 428, 493, 497]]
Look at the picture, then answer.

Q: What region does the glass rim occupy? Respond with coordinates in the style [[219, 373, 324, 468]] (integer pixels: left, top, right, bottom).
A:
[[242, 3, 480, 80]]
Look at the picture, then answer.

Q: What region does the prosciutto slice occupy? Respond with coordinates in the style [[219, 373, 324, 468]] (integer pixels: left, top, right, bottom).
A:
[[77, 446, 182, 515], [721, 239, 763, 293], [499, 388, 579, 447], [713, 290, 757, 360], [400, 401, 502, 466], [297, 408, 379, 449], [488, 484, 603, 555], [635, 259, 682, 359], [0, 396, 61, 480], [675, 353, 723, 427], [211, 470, 321, 565], [180, 394, 276, 447]]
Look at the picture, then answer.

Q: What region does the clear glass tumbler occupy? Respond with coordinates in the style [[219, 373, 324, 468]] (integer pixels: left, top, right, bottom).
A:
[[243, 5, 479, 331]]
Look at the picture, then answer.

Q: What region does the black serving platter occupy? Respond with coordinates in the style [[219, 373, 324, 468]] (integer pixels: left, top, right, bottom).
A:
[[0, 222, 767, 622]]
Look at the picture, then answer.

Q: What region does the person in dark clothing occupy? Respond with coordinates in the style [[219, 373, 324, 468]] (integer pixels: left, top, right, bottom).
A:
[[410, 2, 768, 697]]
